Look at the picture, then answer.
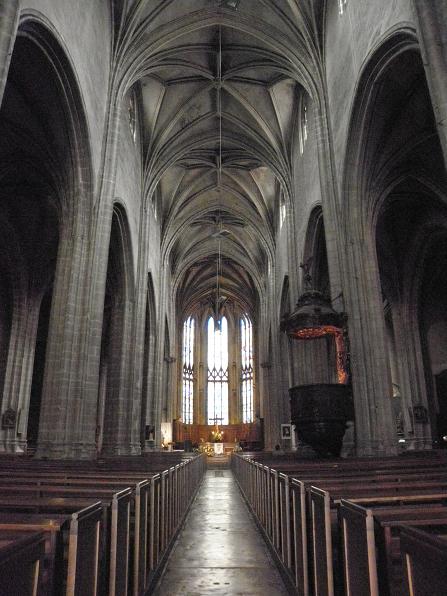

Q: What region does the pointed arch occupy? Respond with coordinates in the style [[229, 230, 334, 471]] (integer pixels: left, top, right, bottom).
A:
[[141, 271, 157, 446], [341, 27, 444, 454], [99, 203, 136, 454], [303, 206, 330, 296], [240, 313, 254, 423], [207, 314, 229, 425], [0, 15, 94, 455]]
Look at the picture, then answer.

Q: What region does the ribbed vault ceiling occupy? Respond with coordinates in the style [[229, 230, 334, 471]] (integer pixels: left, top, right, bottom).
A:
[[115, 0, 324, 318]]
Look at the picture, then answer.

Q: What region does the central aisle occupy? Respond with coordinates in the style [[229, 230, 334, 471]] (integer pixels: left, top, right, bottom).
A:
[[153, 467, 290, 595]]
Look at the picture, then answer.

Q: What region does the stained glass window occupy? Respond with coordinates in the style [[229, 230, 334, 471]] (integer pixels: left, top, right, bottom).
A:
[[128, 92, 137, 142], [338, 0, 347, 15], [182, 316, 194, 424], [207, 316, 229, 425], [241, 315, 254, 423], [300, 98, 308, 154], [280, 192, 286, 229]]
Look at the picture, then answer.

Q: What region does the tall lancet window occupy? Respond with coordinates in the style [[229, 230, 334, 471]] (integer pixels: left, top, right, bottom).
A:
[[299, 97, 308, 154], [207, 316, 229, 425], [182, 316, 194, 424], [240, 315, 254, 423]]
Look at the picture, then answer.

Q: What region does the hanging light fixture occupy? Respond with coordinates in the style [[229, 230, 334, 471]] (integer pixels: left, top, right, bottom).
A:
[[212, 26, 224, 333]]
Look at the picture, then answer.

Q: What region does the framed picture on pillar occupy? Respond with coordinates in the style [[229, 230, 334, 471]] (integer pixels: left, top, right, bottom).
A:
[[281, 424, 292, 439]]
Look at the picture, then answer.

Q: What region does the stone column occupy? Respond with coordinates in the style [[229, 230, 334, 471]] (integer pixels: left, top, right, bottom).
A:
[[343, 234, 397, 456], [101, 297, 136, 456], [260, 361, 275, 449], [165, 356, 176, 424], [122, 212, 152, 456], [389, 301, 432, 450], [47, 100, 121, 459], [413, 0, 447, 164], [36, 221, 96, 459], [0, 295, 40, 453]]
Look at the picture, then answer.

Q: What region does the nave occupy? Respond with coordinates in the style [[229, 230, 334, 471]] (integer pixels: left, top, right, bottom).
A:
[[1, 449, 447, 594]]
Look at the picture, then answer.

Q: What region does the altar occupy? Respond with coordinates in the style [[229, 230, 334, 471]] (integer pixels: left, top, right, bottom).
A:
[[213, 442, 224, 455]]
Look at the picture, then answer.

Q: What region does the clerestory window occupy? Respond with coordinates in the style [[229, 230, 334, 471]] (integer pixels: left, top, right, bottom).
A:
[[300, 98, 308, 155], [182, 316, 194, 424], [280, 191, 286, 229], [128, 92, 137, 142], [338, 0, 347, 16]]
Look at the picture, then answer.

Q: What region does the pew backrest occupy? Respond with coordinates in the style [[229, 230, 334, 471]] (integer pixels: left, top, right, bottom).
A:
[[109, 488, 132, 596], [310, 487, 334, 596], [290, 479, 309, 596], [66, 502, 102, 596], [401, 526, 447, 596], [338, 499, 379, 596], [0, 531, 45, 596], [133, 480, 150, 596]]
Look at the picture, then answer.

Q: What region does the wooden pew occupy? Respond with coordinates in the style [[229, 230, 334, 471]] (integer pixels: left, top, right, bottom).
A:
[[310, 487, 335, 596], [0, 502, 103, 596], [338, 500, 379, 596], [401, 526, 447, 596], [232, 453, 447, 596], [0, 531, 46, 596], [0, 502, 102, 596], [133, 480, 150, 596], [66, 502, 106, 596], [274, 472, 447, 594], [0, 453, 206, 596], [0, 489, 132, 596], [273, 473, 447, 596], [340, 502, 447, 596], [109, 488, 132, 596], [0, 512, 70, 595], [0, 487, 129, 596], [312, 491, 447, 596]]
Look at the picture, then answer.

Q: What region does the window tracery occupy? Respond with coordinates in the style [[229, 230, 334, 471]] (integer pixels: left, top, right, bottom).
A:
[[280, 192, 286, 229], [207, 316, 229, 425], [128, 92, 137, 142], [241, 315, 254, 423], [300, 97, 308, 154], [182, 316, 194, 424], [338, 0, 347, 15]]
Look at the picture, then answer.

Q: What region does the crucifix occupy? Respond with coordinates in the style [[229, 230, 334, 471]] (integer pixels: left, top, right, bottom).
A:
[[300, 257, 313, 290]]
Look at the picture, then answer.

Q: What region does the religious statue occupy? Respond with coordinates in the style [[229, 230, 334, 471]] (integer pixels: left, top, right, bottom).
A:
[[299, 257, 313, 289]]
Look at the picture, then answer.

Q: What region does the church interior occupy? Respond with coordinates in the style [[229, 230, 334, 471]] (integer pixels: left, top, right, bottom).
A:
[[0, 0, 447, 594]]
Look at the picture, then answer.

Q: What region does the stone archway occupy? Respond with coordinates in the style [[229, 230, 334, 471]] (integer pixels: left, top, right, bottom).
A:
[[0, 19, 93, 455], [341, 30, 445, 455], [99, 204, 136, 455]]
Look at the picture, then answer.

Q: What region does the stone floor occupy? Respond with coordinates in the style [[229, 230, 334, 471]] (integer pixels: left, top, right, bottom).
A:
[[153, 466, 290, 596], [155, 468, 289, 596]]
